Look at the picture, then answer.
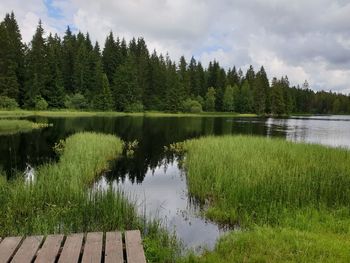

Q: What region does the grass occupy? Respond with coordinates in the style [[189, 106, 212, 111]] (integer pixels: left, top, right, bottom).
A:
[[181, 135, 350, 226], [0, 109, 257, 118], [0, 132, 180, 262], [0, 119, 50, 134], [176, 135, 350, 262], [180, 226, 350, 263]]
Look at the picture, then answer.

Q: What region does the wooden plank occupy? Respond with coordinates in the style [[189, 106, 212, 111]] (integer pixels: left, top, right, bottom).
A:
[[11, 235, 43, 263], [0, 236, 23, 263], [35, 234, 64, 263], [81, 232, 103, 263], [125, 230, 146, 263], [58, 233, 83, 263], [105, 232, 123, 263]]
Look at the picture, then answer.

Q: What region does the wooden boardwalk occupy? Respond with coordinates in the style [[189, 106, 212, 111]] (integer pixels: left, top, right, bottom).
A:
[[0, 230, 146, 263]]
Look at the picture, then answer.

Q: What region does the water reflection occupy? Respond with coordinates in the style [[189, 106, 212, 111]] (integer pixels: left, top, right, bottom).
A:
[[1, 115, 350, 250], [95, 160, 228, 251]]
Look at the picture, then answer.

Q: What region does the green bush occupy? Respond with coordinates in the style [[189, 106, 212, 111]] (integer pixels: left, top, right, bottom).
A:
[[124, 102, 144, 112], [182, 98, 202, 113], [0, 96, 19, 110], [64, 93, 88, 109], [34, 96, 48, 110]]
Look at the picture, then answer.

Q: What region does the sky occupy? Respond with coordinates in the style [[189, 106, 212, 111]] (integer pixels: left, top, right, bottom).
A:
[[1, 0, 350, 94]]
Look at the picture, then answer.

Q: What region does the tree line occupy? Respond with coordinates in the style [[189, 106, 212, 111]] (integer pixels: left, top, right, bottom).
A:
[[1, 12, 349, 115]]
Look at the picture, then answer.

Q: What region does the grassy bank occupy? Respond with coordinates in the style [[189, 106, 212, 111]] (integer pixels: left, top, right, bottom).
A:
[[0, 109, 257, 119], [177, 136, 350, 262], [0, 119, 50, 134], [182, 136, 350, 226], [181, 226, 350, 263], [0, 132, 179, 262]]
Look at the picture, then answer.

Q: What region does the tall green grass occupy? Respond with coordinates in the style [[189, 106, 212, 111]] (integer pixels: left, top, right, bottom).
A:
[[0, 109, 257, 119], [182, 135, 350, 227], [0, 132, 180, 261], [178, 135, 350, 262], [0, 119, 49, 134], [180, 226, 350, 263]]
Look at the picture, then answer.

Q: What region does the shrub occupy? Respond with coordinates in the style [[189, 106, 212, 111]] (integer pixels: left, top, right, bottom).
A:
[[124, 102, 144, 112], [34, 96, 48, 110], [182, 98, 202, 113], [64, 93, 88, 110], [0, 96, 19, 110]]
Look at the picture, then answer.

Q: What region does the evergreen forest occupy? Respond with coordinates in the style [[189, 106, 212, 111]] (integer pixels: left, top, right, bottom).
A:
[[1, 12, 349, 115]]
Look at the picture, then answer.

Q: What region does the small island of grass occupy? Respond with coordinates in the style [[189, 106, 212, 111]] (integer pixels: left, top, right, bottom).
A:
[[178, 136, 350, 262], [0, 119, 50, 135]]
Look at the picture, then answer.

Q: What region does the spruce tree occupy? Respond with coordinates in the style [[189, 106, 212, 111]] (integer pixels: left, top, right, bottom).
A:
[[62, 26, 76, 94], [112, 55, 140, 111], [45, 34, 64, 108], [0, 22, 19, 100], [1, 12, 24, 103], [223, 85, 235, 112], [24, 20, 48, 108], [205, 87, 216, 111]]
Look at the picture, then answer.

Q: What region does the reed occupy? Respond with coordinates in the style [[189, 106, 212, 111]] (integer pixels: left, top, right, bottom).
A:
[[0, 119, 50, 134], [182, 135, 350, 227], [0, 132, 180, 261]]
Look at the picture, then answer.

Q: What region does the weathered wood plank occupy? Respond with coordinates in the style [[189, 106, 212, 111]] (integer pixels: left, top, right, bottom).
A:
[[105, 232, 123, 263], [125, 230, 146, 263], [81, 232, 103, 263], [58, 233, 83, 263], [35, 234, 64, 263], [0, 236, 23, 263], [11, 236, 43, 263]]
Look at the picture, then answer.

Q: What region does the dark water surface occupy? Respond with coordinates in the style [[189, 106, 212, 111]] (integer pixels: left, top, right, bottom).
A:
[[1, 115, 350, 250]]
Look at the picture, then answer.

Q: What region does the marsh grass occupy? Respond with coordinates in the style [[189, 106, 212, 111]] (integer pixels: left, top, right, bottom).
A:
[[178, 135, 350, 262], [0, 119, 50, 134], [0, 109, 257, 119], [180, 226, 350, 263], [0, 132, 180, 261], [182, 135, 350, 227]]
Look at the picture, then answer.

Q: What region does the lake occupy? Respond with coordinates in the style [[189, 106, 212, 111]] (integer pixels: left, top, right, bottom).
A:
[[1, 115, 349, 251]]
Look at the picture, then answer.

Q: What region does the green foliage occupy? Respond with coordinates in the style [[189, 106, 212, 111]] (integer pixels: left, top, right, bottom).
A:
[[183, 136, 350, 226], [34, 96, 48, 110], [179, 135, 350, 262], [222, 86, 234, 111], [182, 98, 202, 113], [124, 101, 144, 112], [1, 11, 350, 115], [180, 226, 350, 263], [64, 93, 88, 109], [204, 87, 216, 111], [92, 73, 114, 111], [0, 95, 19, 109], [0, 119, 49, 134]]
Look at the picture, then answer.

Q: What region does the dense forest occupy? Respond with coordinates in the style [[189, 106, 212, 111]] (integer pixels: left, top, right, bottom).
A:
[[0, 12, 349, 115]]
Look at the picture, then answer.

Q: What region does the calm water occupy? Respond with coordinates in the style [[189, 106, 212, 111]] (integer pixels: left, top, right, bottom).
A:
[[1, 115, 350, 250]]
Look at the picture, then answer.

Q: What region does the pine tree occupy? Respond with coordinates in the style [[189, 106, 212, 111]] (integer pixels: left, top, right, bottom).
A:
[[144, 50, 166, 110], [205, 87, 216, 111], [178, 56, 190, 97], [270, 77, 285, 115], [93, 73, 113, 110], [112, 55, 140, 111], [45, 33, 64, 108], [252, 66, 269, 114], [62, 26, 76, 94], [223, 85, 235, 111], [240, 80, 253, 113], [24, 20, 48, 108], [1, 12, 24, 103], [0, 22, 19, 100], [102, 32, 119, 83]]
